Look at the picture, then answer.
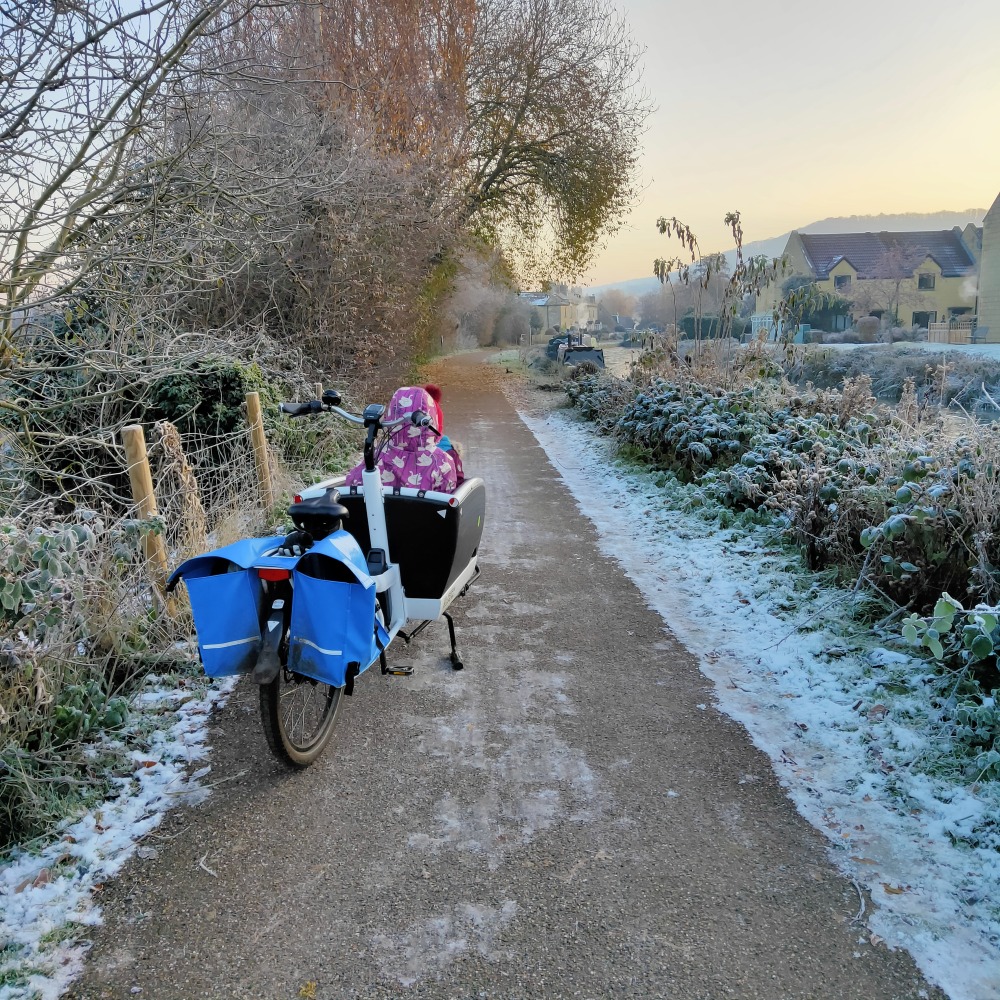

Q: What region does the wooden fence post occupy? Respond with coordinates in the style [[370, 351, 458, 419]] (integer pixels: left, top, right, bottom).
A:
[[121, 424, 173, 610], [245, 391, 274, 508], [313, 382, 323, 401]]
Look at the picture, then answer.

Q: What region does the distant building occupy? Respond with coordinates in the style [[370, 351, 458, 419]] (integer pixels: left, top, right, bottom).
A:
[[574, 294, 599, 329], [520, 290, 598, 332], [756, 227, 981, 333]]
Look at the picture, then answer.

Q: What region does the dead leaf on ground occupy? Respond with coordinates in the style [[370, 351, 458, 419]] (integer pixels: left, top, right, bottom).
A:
[[298, 982, 318, 999], [881, 883, 909, 895]]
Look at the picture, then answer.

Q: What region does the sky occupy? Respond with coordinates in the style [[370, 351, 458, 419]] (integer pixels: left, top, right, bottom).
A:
[[584, 0, 1000, 287]]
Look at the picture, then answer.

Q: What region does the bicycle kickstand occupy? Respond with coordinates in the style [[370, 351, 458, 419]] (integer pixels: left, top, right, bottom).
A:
[[444, 611, 463, 671]]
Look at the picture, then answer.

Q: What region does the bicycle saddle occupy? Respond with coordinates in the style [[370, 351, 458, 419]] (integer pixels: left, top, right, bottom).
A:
[[287, 489, 350, 541]]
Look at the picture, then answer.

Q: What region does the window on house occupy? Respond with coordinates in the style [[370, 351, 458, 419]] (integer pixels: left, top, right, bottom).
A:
[[834, 274, 851, 292], [918, 273, 936, 290]]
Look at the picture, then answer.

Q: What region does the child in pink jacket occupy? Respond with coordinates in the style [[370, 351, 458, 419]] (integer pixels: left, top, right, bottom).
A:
[[345, 387, 457, 492]]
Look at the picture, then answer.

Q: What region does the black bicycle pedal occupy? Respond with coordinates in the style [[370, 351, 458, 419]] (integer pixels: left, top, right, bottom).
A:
[[385, 665, 414, 677]]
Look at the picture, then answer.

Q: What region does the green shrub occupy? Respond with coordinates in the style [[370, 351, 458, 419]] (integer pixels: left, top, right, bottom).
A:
[[0, 514, 190, 850], [148, 359, 275, 436], [568, 367, 1000, 784], [796, 345, 1000, 413], [901, 595, 1000, 779], [568, 371, 1000, 604]]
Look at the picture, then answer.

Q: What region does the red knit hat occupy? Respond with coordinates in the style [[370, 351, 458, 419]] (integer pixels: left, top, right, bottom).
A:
[[423, 384, 444, 434]]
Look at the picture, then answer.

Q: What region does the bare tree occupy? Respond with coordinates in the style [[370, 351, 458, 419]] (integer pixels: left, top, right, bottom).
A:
[[461, 0, 650, 280], [656, 213, 784, 348], [847, 244, 929, 326], [0, 1, 252, 349], [1, 0, 475, 493], [296, 0, 475, 158]]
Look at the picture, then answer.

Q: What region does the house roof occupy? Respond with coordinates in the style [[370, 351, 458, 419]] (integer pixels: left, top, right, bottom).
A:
[[797, 230, 976, 280], [520, 292, 572, 307]]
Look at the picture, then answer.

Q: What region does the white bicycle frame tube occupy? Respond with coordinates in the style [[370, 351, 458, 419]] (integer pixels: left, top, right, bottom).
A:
[[359, 466, 406, 638]]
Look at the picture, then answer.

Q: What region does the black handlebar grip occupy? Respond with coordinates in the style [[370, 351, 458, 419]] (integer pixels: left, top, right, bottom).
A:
[[279, 401, 322, 417]]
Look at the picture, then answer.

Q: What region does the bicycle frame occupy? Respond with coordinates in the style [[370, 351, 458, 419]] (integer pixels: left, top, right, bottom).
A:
[[360, 462, 406, 640]]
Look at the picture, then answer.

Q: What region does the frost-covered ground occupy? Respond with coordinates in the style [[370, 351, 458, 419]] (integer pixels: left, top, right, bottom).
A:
[[521, 405, 1000, 1000], [0, 675, 235, 1000]]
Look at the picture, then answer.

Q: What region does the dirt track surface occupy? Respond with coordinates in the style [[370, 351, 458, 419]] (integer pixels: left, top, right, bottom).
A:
[[72, 355, 942, 1000]]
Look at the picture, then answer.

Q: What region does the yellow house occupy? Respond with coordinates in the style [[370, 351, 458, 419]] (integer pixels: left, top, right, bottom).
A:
[[758, 228, 980, 330], [520, 292, 582, 331]]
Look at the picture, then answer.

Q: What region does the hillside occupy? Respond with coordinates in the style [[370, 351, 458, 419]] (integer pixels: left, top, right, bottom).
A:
[[592, 208, 988, 298]]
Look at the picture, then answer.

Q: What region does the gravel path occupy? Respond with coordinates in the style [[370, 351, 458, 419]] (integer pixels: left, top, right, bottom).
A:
[[71, 356, 943, 999]]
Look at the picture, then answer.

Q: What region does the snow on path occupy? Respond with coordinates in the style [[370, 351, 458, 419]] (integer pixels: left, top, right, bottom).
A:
[[0, 676, 236, 1000], [521, 406, 1000, 1000]]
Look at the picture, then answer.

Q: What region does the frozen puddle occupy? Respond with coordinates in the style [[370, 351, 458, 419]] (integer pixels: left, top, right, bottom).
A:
[[372, 901, 518, 986]]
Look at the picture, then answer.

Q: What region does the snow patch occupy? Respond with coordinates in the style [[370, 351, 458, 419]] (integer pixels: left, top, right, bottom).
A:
[[372, 900, 517, 986], [521, 407, 1000, 1000], [0, 676, 237, 1000]]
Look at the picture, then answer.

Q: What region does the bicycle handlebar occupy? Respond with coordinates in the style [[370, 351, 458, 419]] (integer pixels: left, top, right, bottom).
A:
[[279, 398, 431, 431], [279, 400, 323, 418], [280, 393, 438, 475]]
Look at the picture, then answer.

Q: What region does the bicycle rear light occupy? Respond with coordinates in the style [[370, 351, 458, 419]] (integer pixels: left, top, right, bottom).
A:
[[257, 568, 291, 581]]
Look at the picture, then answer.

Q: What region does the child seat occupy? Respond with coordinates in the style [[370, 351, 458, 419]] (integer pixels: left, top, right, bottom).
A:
[[337, 477, 486, 599]]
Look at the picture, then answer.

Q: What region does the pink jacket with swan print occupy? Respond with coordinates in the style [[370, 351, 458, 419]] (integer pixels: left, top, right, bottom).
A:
[[344, 386, 458, 493]]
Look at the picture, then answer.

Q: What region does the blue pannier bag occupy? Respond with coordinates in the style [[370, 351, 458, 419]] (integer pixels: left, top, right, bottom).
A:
[[288, 531, 383, 688], [168, 537, 283, 677]]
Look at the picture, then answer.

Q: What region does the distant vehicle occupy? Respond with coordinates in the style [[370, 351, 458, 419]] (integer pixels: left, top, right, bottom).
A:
[[557, 332, 605, 368]]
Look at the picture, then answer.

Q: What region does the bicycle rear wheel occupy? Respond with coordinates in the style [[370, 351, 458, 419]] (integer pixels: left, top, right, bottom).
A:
[[259, 667, 343, 767]]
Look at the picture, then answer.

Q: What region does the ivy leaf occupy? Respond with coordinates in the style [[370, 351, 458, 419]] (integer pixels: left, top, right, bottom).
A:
[[933, 597, 958, 628], [970, 635, 994, 661], [977, 613, 998, 633]]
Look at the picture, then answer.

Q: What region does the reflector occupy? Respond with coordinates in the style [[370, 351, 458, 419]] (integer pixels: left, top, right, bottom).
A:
[[257, 568, 291, 581]]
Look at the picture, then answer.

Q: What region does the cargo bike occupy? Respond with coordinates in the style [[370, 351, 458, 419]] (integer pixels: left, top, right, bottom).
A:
[[167, 390, 485, 767]]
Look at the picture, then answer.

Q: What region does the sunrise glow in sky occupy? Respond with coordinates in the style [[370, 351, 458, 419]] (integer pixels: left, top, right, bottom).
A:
[[584, 0, 1000, 287]]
